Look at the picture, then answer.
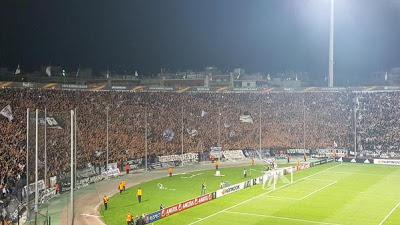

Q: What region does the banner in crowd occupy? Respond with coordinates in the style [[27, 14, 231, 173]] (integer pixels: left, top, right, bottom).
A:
[[49, 176, 57, 187], [310, 158, 334, 167], [76, 167, 97, 179], [22, 82, 35, 88], [186, 128, 198, 137], [287, 149, 310, 154], [111, 85, 127, 90], [222, 150, 246, 160], [38, 116, 62, 129], [61, 84, 88, 89], [0, 105, 14, 121], [103, 163, 120, 177], [160, 193, 214, 218], [23, 179, 46, 197], [158, 153, 199, 163], [239, 113, 253, 123], [103, 168, 120, 177], [148, 86, 174, 91], [314, 149, 347, 157], [195, 87, 210, 92], [210, 147, 222, 159], [76, 175, 105, 188]]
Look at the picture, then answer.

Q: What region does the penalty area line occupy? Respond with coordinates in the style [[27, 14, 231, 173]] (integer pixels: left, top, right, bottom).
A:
[[298, 181, 337, 200], [224, 211, 343, 225], [378, 200, 400, 225], [188, 163, 342, 225]]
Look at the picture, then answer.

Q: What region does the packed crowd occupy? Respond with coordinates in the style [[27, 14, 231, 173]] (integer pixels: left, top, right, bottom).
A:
[[1, 88, 400, 188], [357, 92, 400, 158]]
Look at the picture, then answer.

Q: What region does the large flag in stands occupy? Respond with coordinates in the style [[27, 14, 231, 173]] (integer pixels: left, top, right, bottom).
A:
[[1, 105, 14, 122], [239, 112, 253, 124], [163, 129, 175, 142]]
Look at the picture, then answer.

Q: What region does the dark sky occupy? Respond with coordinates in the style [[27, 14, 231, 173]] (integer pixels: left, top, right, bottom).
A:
[[1, 0, 399, 80]]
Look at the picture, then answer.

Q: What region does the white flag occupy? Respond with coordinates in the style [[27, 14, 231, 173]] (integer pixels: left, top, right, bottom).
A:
[[1, 105, 14, 122], [239, 114, 253, 124], [135, 70, 139, 77], [15, 64, 21, 75], [186, 128, 198, 137], [76, 66, 80, 77], [163, 129, 175, 142], [45, 66, 52, 77], [385, 72, 388, 81], [333, 141, 338, 148]]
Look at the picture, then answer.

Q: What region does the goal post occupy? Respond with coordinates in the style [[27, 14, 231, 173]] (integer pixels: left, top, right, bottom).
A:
[[262, 166, 294, 190]]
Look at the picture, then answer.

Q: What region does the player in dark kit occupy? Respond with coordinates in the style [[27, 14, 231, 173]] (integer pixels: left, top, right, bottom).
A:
[[201, 182, 207, 195]]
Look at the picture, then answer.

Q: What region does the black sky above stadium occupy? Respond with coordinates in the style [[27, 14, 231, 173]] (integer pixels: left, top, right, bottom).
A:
[[1, 0, 399, 81]]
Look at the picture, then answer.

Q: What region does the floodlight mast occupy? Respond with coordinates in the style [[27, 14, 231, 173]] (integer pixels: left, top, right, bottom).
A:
[[328, 0, 335, 87]]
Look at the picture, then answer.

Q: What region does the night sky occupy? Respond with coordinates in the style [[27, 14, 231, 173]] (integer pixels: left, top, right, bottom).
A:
[[1, 0, 399, 81]]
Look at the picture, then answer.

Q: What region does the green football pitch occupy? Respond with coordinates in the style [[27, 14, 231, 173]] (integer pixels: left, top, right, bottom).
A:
[[101, 162, 400, 225]]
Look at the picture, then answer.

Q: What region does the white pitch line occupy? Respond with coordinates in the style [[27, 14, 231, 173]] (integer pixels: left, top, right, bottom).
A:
[[264, 195, 299, 201], [298, 181, 337, 200], [378, 200, 400, 225], [80, 214, 102, 218], [306, 178, 337, 182], [332, 171, 400, 178], [224, 211, 342, 225], [181, 173, 203, 179], [188, 163, 342, 225], [267, 180, 337, 201]]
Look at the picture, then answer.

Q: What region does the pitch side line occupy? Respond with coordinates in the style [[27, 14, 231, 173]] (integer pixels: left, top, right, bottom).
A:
[[378, 200, 400, 225], [188, 164, 342, 225], [224, 211, 342, 225]]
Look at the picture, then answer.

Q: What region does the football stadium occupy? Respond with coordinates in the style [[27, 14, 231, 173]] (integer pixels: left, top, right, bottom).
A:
[[1, 0, 400, 225]]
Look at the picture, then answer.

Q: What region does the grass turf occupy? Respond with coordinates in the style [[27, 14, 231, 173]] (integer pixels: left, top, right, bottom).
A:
[[101, 162, 400, 225]]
